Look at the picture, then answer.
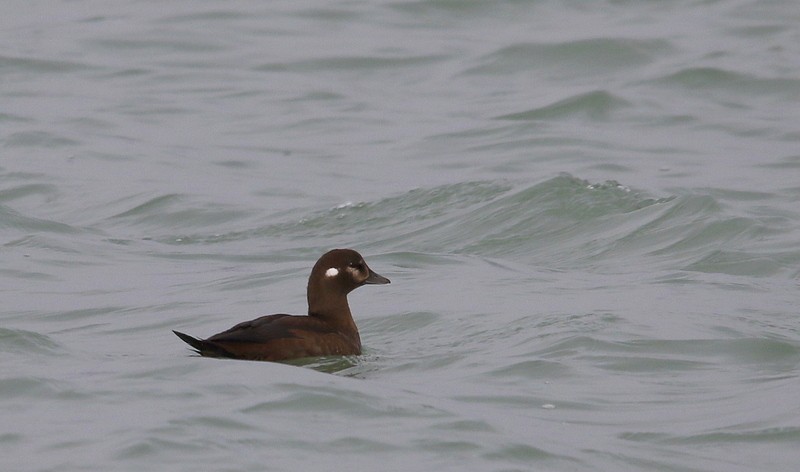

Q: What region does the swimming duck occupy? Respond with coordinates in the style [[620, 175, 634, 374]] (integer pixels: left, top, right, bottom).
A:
[[173, 248, 390, 361]]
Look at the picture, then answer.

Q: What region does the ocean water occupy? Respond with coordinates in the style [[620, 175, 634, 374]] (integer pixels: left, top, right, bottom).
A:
[[2, 0, 799, 471]]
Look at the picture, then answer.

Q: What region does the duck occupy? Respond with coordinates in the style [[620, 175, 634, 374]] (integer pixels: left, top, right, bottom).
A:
[[173, 248, 390, 361]]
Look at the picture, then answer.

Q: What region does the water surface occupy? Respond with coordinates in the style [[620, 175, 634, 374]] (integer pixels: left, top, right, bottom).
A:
[[2, 1, 799, 471]]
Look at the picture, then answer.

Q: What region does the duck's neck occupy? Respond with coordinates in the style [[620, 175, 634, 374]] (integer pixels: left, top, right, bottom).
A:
[[307, 282, 360, 347]]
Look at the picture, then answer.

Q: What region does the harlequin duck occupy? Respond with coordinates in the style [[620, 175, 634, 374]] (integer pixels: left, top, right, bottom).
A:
[[173, 249, 390, 361]]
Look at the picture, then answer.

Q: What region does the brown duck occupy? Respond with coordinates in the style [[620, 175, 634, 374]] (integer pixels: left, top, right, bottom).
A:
[[173, 249, 390, 361]]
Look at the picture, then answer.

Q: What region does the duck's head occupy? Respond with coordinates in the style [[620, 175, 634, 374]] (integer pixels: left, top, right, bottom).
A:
[[309, 248, 390, 296]]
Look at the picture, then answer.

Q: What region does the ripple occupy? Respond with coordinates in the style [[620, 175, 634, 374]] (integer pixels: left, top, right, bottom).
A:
[[155, 9, 251, 24], [390, 0, 519, 17], [0, 183, 59, 203], [0, 54, 89, 74], [483, 443, 560, 461], [106, 194, 250, 231], [429, 418, 496, 433], [496, 90, 630, 121], [241, 386, 448, 419], [254, 54, 449, 73], [175, 415, 258, 431], [486, 359, 572, 379], [0, 328, 63, 355], [88, 38, 226, 53], [667, 426, 800, 445], [538, 336, 800, 377], [0, 376, 87, 400], [0, 433, 24, 444], [683, 250, 794, 277], [114, 437, 207, 460], [464, 38, 670, 75], [0, 205, 78, 234], [652, 67, 800, 97], [4, 130, 80, 148]]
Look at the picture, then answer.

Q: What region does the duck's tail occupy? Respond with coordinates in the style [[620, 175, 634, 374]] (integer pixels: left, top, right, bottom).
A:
[[173, 330, 234, 358], [172, 330, 206, 352]]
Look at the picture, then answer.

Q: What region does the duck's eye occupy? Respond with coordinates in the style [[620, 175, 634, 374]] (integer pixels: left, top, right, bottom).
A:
[[348, 261, 364, 271]]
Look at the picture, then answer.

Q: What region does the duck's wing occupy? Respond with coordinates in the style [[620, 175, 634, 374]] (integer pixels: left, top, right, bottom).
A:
[[206, 314, 300, 343], [173, 314, 358, 361]]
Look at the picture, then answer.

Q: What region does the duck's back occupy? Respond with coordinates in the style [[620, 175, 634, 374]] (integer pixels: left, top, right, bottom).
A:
[[174, 314, 361, 361]]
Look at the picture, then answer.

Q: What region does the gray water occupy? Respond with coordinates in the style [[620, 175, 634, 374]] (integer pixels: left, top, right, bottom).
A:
[[2, 1, 800, 471]]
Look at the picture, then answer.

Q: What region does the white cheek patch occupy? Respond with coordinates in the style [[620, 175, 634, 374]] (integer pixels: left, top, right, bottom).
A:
[[345, 266, 363, 280], [325, 268, 339, 277]]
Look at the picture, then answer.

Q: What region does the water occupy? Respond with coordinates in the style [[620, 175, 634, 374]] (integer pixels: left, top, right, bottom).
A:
[[2, 0, 799, 470]]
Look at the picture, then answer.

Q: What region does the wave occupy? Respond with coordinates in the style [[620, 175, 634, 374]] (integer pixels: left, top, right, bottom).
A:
[[495, 90, 630, 121], [463, 38, 670, 76], [96, 174, 797, 278]]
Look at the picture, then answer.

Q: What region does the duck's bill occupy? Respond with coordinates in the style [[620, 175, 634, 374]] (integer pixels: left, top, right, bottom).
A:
[[364, 270, 390, 284]]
